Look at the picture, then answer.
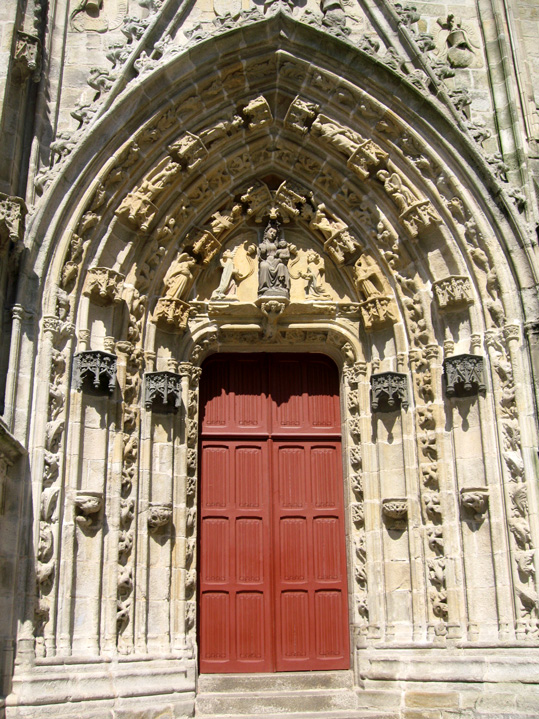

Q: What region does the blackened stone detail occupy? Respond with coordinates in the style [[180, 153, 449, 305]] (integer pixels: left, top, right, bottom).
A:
[[444, 354, 485, 397], [144, 371, 182, 413], [371, 371, 409, 412], [73, 351, 117, 394]]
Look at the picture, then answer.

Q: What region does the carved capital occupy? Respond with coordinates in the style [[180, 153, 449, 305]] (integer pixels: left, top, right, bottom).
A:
[[73, 350, 117, 393], [382, 498, 408, 530], [83, 267, 125, 306], [13, 31, 42, 83], [443, 354, 485, 397], [370, 372, 409, 412], [144, 371, 182, 413], [432, 276, 473, 310], [153, 297, 191, 333], [42, 316, 62, 337]]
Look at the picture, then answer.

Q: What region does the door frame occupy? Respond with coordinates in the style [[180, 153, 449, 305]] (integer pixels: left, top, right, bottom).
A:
[[194, 349, 360, 674]]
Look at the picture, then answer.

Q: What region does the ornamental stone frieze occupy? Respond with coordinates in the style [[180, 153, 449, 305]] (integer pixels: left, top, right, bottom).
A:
[[144, 371, 182, 412], [432, 275, 473, 310], [370, 371, 409, 411], [443, 354, 485, 397], [83, 267, 125, 306], [73, 350, 117, 393]]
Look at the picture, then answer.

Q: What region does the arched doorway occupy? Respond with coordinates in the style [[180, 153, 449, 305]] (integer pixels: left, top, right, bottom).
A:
[[198, 353, 350, 673]]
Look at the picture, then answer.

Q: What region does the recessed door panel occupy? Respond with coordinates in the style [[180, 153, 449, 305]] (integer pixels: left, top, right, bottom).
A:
[[199, 354, 349, 673]]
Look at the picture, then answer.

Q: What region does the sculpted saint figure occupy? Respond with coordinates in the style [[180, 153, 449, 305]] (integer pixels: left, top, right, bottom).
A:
[[309, 203, 347, 240], [211, 249, 240, 300], [117, 161, 181, 231], [258, 222, 291, 298], [376, 170, 417, 213], [303, 252, 332, 299], [353, 255, 384, 300], [163, 253, 198, 300], [311, 116, 361, 155]]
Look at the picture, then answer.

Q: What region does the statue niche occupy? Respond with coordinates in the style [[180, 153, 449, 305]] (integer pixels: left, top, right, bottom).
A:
[[257, 221, 292, 299]]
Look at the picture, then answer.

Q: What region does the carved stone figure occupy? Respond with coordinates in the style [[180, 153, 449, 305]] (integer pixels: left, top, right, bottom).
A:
[[301, 252, 332, 299], [163, 253, 198, 301], [284, 96, 320, 134], [116, 162, 180, 231], [311, 114, 362, 156], [257, 222, 291, 298], [376, 169, 418, 213]]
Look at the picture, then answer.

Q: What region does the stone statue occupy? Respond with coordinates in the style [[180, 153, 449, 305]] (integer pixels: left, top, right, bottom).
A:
[[353, 255, 384, 299], [211, 249, 240, 300], [308, 203, 347, 240], [302, 252, 332, 299], [376, 170, 417, 213], [257, 222, 291, 298], [163, 252, 198, 300], [311, 115, 361, 156]]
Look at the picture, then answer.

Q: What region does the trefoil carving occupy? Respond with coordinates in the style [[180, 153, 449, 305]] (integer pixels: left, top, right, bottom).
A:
[[370, 372, 409, 412], [144, 372, 182, 413], [73, 350, 117, 393], [444, 354, 485, 397]]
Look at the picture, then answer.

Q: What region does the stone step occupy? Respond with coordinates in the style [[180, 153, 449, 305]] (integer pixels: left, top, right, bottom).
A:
[[195, 687, 358, 716], [195, 712, 398, 719], [197, 670, 354, 694]]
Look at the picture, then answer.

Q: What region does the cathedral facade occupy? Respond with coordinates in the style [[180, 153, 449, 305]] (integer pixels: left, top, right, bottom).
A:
[[1, 0, 539, 717]]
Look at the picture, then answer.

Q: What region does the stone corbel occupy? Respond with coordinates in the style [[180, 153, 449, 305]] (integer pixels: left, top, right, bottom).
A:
[[144, 371, 182, 413], [148, 502, 173, 533], [460, 487, 489, 521], [400, 200, 441, 238], [370, 371, 409, 411], [13, 31, 42, 83], [153, 298, 192, 333], [83, 267, 125, 306], [256, 297, 289, 339], [432, 276, 473, 310], [73, 350, 117, 393], [0, 193, 26, 253], [382, 498, 408, 530], [443, 354, 485, 397], [359, 296, 397, 331], [74, 490, 103, 529]]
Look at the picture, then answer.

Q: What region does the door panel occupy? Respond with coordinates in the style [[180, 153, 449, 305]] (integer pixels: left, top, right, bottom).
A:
[[199, 354, 349, 673]]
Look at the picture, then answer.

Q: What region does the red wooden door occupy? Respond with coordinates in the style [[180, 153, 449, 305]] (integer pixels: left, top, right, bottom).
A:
[[198, 354, 349, 673]]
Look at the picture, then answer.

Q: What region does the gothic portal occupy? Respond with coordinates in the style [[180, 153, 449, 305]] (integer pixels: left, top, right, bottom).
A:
[[1, 0, 539, 717]]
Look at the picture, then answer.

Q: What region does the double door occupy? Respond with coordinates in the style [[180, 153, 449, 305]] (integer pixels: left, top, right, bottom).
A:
[[198, 354, 349, 673]]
